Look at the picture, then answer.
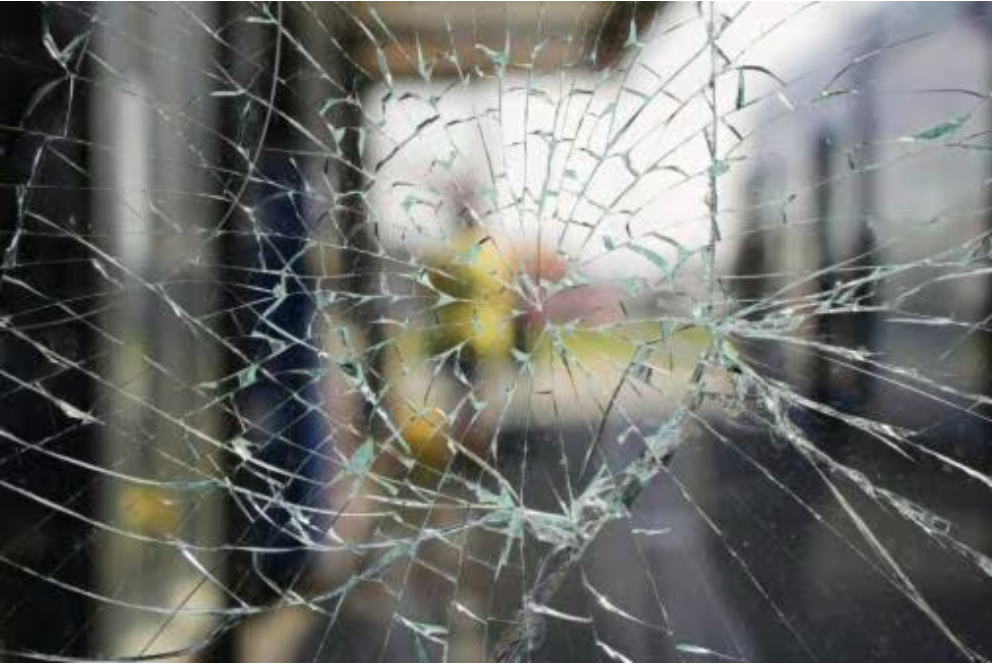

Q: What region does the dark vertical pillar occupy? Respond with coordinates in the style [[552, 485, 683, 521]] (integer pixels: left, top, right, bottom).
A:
[[0, 4, 94, 658]]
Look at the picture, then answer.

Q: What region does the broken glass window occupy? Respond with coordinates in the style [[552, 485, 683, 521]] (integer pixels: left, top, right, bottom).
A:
[[0, 2, 989, 661]]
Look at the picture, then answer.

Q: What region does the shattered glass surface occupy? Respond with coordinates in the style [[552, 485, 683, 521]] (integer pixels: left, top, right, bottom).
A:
[[0, 2, 990, 661]]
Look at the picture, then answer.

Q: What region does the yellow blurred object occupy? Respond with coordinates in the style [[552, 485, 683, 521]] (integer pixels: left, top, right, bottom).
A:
[[400, 407, 451, 469], [534, 321, 726, 370], [426, 229, 516, 360], [119, 485, 182, 536]]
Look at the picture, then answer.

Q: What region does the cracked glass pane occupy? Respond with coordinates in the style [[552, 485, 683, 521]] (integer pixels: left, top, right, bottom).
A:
[[0, 2, 989, 661]]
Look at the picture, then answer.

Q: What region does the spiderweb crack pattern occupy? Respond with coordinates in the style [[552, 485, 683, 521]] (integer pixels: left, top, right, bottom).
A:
[[0, 2, 989, 661]]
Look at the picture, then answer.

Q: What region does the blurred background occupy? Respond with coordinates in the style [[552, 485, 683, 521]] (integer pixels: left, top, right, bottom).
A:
[[0, 2, 990, 661]]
